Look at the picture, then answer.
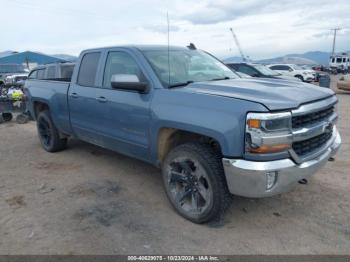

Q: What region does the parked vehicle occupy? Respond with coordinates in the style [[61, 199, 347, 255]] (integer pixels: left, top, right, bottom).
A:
[[300, 65, 324, 82], [0, 64, 28, 88], [268, 64, 315, 82], [337, 75, 350, 91], [226, 63, 301, 81], [28, 62, 75, 81], [26, 45, 341, 223], [4, 73, 28, 86], [329, 53, 350, 73]]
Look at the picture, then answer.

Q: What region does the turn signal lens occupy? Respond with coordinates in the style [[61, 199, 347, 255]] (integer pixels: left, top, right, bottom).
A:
[[249, 144, 291, 154], [247, 119, 261, 129]]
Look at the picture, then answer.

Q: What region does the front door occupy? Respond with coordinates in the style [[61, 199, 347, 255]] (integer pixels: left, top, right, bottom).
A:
[[71, 50, 152, 161]]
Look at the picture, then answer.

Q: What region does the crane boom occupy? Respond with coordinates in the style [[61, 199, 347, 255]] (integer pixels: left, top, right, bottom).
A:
[[230, 27, 247, 62]]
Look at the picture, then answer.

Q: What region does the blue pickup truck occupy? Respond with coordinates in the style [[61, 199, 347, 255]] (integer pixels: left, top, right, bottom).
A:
[[25, 45, 341, 223]]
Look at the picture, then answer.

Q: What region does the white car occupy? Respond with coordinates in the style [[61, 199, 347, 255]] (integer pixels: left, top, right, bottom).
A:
[[267, 64, 315, 82]]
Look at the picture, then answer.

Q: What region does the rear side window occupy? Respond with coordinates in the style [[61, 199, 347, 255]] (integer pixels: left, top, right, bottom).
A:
[[78, 52, 101, 87], [46, 66, 56, 79]]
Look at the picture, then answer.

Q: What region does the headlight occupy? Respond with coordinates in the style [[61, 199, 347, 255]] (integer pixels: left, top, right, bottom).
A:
[[246, 112, 292, 154]]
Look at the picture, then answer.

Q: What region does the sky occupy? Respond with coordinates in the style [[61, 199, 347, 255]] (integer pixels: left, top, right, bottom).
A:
[[1, 0, 349, 59]]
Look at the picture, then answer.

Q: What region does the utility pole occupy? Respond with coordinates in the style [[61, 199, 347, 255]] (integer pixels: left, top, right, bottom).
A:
[[330, 28, 341, 56]]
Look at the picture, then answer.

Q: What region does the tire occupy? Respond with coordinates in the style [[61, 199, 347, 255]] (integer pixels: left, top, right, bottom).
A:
[[295, 75, 304, 81], [36, 110, 67, 152], [162, 142, 231, 223], [2, 113, 13, 122]]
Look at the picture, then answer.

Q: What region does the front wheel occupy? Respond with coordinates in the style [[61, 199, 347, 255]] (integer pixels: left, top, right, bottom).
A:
[[36, 110, 67, 152], [295, 75, 304, 82], [162, 142, 231, 223]]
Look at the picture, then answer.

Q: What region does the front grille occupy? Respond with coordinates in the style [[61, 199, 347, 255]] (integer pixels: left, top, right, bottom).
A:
[[292, 129, 333, 156], [292, 106, 334, 129]]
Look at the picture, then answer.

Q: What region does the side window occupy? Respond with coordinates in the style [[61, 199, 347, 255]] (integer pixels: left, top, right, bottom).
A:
[[280, 65, 291, 71], [46, 66, 56, 79], [270, 65, 281, 70], [238, 65, 258, 76], [37, 69, 45, 79], [77, 52, 101, 87], [28, 70, 37, 79], [332, 58, 335, 63], [103, 51, 143, 88]]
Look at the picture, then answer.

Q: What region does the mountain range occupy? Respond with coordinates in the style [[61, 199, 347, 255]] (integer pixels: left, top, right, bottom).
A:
[[1, 49, 348, 65], [223, 51, 349, 65]]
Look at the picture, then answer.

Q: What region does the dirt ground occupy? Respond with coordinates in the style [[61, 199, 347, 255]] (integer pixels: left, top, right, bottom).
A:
[[0, 75, 349, 255]]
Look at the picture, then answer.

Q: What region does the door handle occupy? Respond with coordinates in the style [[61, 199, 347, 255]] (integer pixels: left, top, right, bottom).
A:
[[70, 92, 79, 98], [96, 96, 108, 103]]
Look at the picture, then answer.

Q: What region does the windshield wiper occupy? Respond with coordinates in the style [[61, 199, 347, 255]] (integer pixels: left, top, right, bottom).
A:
[[168, 81, 194, 88], [209, 76, 231, 81]]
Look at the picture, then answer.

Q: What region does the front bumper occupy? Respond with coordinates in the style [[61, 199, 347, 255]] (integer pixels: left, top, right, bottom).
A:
[[222, 129, 341, 198]]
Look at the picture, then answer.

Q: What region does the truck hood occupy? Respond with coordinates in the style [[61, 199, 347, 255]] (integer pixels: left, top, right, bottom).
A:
[[180, 78, 334, 111]]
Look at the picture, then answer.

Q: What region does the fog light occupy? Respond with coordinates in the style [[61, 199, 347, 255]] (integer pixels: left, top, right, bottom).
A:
[[266, 171, 278, 190]]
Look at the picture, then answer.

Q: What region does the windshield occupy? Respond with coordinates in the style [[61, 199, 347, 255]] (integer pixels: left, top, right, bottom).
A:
[[0, 64, 26, 73], [252, 64, 280, 76], [142, 49, 238, 87]]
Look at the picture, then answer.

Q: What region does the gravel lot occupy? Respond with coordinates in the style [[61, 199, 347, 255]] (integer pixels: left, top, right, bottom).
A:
[[0, 76, 349, 255]]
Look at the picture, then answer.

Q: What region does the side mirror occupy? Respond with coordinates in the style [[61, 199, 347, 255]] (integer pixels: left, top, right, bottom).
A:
[[288, 68, 293, 72], [111, 74, 148, 93]]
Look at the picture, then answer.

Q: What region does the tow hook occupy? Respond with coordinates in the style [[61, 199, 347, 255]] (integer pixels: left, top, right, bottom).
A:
[[298, 179, 308, 185]]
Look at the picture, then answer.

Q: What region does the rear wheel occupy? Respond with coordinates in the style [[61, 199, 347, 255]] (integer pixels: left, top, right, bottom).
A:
[[162, 142, 231, 223], [2, 113, 13, 122], [36, 110, 67, 152]]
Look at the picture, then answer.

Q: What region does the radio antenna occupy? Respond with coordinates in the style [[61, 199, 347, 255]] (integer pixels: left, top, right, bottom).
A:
[[167, 11, 171, 87]]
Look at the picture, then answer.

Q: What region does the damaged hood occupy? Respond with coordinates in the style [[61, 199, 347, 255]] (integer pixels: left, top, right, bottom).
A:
[[179, 78, 334, 111]]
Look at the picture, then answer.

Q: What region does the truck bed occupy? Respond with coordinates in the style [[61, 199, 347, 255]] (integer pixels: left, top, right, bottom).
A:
[[26, 79, 72, 134]]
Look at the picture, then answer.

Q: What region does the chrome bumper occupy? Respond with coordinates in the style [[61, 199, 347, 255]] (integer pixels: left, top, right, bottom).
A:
[[222, 128, 341, 198]]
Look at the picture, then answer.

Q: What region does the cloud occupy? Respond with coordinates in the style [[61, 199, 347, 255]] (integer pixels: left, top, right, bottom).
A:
[[0, 0, 349, 59], [142, 25, 182, 33]]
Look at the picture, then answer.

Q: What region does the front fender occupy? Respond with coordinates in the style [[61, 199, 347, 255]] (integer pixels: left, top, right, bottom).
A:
[[149, 89, 268, 164]]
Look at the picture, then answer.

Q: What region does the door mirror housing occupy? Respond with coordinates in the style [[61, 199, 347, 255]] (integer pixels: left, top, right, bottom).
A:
[[111, 74, 148, 93]]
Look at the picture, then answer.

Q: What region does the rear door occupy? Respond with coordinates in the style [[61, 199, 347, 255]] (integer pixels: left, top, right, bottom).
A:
[[68, 52, 106, 145]]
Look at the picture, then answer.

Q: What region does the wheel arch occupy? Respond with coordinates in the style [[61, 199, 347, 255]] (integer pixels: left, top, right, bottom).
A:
[[155, 126, 225, 166]]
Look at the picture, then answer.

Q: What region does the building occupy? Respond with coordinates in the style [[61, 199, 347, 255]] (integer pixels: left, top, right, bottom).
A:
[[0, 51, 66, 70]]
